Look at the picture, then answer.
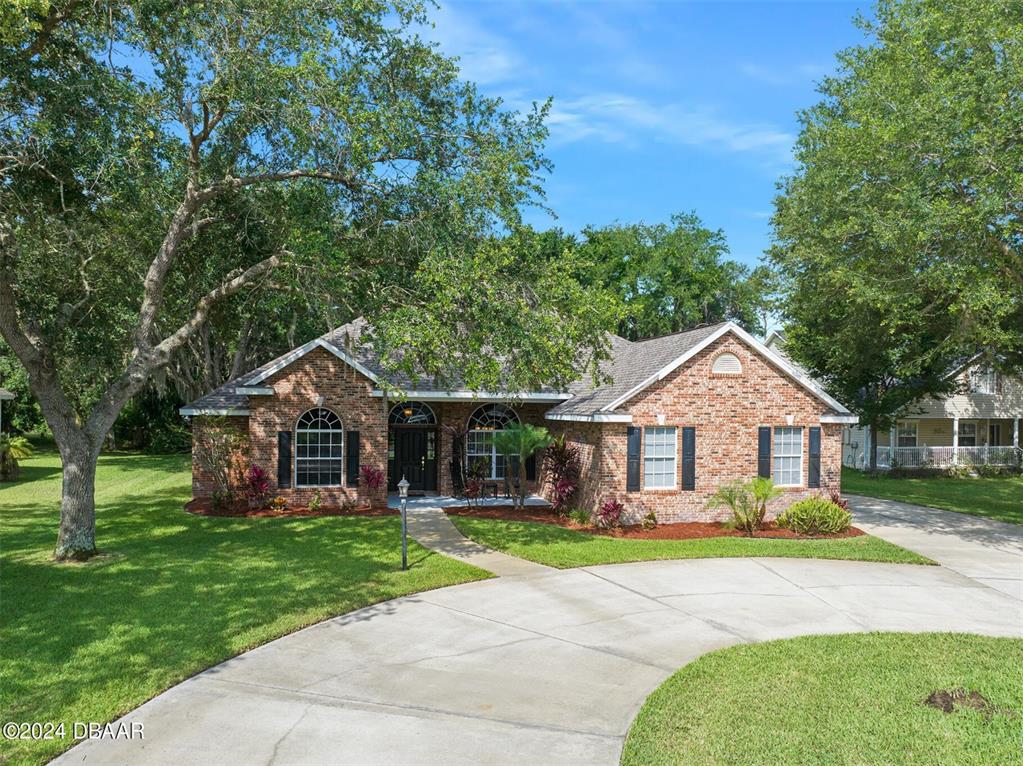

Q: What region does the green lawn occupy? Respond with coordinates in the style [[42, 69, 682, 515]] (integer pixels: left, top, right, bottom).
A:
[[0, 450, 489, 766], [448, 516, 932, 569], [843, 467, 1023, 525], [622, 633, 1023, 766]]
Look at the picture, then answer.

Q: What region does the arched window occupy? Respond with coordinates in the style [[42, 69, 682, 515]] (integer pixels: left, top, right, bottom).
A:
[[388, 401, 437, 425], [466, 404, 519, 479], [295, 408, 344, 487], [711, 352, 742, 375]]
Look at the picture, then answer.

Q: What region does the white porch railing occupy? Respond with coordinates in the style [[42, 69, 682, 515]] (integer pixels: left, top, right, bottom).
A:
[[843, 445, 1022, 470]]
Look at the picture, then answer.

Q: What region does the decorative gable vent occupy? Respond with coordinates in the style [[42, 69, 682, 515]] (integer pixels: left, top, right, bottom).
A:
[[712, 352, 742, 375]]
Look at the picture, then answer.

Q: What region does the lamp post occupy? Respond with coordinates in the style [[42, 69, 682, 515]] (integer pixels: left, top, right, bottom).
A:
[[397, 475, 409, 571]]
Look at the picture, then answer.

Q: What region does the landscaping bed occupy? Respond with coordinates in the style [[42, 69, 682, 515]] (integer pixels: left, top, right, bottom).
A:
[[445, 506, 865, 540], [621, 632, 1023, 766], [185, 498, 396, 518]]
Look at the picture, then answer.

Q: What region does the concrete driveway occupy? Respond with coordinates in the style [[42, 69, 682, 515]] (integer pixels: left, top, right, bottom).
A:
[[848, 494, 1023, 600], [54, 554, 1022, 766]]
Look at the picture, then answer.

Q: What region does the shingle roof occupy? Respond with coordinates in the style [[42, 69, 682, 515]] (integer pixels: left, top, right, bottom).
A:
[[182, 318, 850, 418], [0, 388, 14, 400], [548, 323, 728, 416]]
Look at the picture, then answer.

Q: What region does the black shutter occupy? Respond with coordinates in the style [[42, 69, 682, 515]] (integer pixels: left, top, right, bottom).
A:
[[525, 453, 537, 481], [757, 426, 772, 478], [681, 427, 696, 491], [808, 426, 821, 489], [277, 431, 292, 489], [346, 430, 360, 486], [626, 426, 641, 492]]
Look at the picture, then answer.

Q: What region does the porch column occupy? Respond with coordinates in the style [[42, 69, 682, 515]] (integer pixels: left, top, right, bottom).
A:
[[1014, 418, 1019, 449], [952, 416, 959, 465]]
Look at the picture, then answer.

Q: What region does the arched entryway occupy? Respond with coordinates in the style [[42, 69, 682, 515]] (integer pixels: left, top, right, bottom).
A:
[[387, 401, 438, 492]]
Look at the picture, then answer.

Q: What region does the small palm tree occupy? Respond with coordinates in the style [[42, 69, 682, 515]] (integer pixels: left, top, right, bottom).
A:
[[709, 476, 782, 536], [0, 434, 33, 481], [493, 423, 553, 510]]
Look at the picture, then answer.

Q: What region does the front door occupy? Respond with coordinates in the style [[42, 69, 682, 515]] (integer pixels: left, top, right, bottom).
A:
[[391, 429, 437, 491], [990, 423, 1001, 446]]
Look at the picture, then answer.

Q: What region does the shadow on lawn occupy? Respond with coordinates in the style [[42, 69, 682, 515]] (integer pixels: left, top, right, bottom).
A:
[[2, 475, 440, 726]]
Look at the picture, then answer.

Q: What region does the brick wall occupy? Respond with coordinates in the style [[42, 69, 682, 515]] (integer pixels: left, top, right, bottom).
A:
[[191, 416, 250, 498], [558, 333, 844, 523]]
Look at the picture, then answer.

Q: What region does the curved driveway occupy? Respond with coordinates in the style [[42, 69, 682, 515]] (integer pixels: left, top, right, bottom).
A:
[[54, 553, 1022, 766]]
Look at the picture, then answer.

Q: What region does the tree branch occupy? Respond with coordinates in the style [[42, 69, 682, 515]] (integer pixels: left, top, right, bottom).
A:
[[25, 0, 84, 57], [196, 169, 375, 202]]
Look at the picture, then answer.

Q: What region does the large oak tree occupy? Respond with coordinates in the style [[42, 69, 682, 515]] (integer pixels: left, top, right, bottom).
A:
[[0, 1, 612, 559], [770, 0, 1022, 471]]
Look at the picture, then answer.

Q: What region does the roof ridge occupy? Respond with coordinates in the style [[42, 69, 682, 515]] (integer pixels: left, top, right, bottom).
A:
[[632, 320, 730, 344]]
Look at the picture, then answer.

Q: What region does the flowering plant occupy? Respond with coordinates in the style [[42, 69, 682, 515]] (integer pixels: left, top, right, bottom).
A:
[[245, 465, 271, 507], [595, 498, 625, 529], [359, 465, 385, 490]]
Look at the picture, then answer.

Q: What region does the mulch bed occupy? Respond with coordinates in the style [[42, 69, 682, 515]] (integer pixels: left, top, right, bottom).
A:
[[444, 505, 864, 540], [185, 499, 396, 518]]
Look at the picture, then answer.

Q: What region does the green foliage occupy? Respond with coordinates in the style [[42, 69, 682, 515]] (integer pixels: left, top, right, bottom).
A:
[[771, 0, 1023, 455], [777, 497, 852, 535], [111, 389, 190, 453], [573, 213, 773, 339], [493, 423, 553, 509], [0, 342, 45, 434], [709, 477, 784, 536], [568, 508, 592, 526]]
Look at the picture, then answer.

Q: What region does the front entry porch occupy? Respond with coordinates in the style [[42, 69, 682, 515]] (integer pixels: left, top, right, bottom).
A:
[[386, 493, 550, 510]]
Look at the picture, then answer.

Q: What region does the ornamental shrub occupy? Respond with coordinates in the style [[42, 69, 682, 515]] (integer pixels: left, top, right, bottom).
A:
[[359, 465, 385, 490], [777, 496, 852, 535], [595, 498, 624, 529], [544, 436, 581, 514], [568, 508, 592, 526], [245, 465, 271, 507], [709, 477, 783, 537]]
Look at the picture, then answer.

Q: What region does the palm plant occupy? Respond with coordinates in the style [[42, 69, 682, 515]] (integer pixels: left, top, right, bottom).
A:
[[709, 476, 783, 536], [0, 434, 33, 481], [493, 423, 553, 510]]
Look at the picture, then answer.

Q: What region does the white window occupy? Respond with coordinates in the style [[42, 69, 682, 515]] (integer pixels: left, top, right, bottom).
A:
[[896, 420, 918, 447], [711, 352, 742, 374], [958, 422, 977, 447], [970, 366, 998, 394], [466, 404, 519, 479], [773, 427, 803, 486], [295, 408, 344, 487], [643, 427, 677, 489]]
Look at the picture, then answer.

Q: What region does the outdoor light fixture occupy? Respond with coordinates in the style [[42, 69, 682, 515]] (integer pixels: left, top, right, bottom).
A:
[[403, 406, 414, 418], [397, 475, 410, 570]]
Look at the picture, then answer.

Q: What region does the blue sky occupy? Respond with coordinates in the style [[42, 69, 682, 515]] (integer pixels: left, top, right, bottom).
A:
[[427, 0, 871, 268]]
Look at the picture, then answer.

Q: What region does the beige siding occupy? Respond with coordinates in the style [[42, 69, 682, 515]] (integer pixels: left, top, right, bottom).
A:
[[912, 368, 1023, 419]]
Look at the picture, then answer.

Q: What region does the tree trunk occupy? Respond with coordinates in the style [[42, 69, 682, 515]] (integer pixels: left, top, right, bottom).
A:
[[518, 454, 527, 511], [54, 435, 101, 560]]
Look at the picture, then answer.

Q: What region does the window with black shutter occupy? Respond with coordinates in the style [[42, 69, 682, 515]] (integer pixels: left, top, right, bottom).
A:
[[681, 427, 696, 491], [346, 430, 360, 486], [757, 426, 771, 478], [808, 426, 821, 488], [626, 426, 641, 491], [277, 431, 292, 488]]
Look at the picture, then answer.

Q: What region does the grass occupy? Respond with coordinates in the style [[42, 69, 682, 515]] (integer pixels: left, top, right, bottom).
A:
[[843, 467, 1023, 525], [0, 450, 489, 766], [448, 516, 932, 569], [621, 632, 1023, 766]]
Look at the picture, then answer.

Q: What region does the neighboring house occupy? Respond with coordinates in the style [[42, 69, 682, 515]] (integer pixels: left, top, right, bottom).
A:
[[763, 332, 1023, 471], [841, 363, 1022, 470], [181, 319, 857, 522], [0, 388, 13, 432]]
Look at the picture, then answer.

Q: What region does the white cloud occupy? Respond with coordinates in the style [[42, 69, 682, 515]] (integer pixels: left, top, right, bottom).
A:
[[547, 93, 794, 159], [429, 4, 524, 85]]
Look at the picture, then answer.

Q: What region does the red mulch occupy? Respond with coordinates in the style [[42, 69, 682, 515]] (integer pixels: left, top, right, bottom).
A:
[[443, 505, 864, 540], [184, 498, 396, 518]]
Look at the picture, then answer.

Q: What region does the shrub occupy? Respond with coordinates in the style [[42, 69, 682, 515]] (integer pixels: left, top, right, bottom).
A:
[[777, 496, 852, 535], [829, 490, 849, 512], [709, 477, 783, 537], [211, 489, 234, 512], [308, 490, 322, 512], [245, 465, 271, 508], [0, 434, 33, 481], [193, 417, 247, 504], [544, 436, 581, 514], [568, 508, 592, 526], [464, 478, 485, 507], [269, 495, 287, 512], [359, 465, 385, 490], [595, 498, 624, 529], [641, 511, 658, 531]]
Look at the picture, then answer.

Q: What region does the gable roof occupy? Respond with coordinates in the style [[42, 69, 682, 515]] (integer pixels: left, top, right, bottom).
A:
[[181, 318, 853, 420], [546, 322, 852, 420]]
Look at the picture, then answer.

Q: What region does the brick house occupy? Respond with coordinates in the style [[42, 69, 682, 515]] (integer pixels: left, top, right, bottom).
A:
[[181, 318, 857, 522]]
